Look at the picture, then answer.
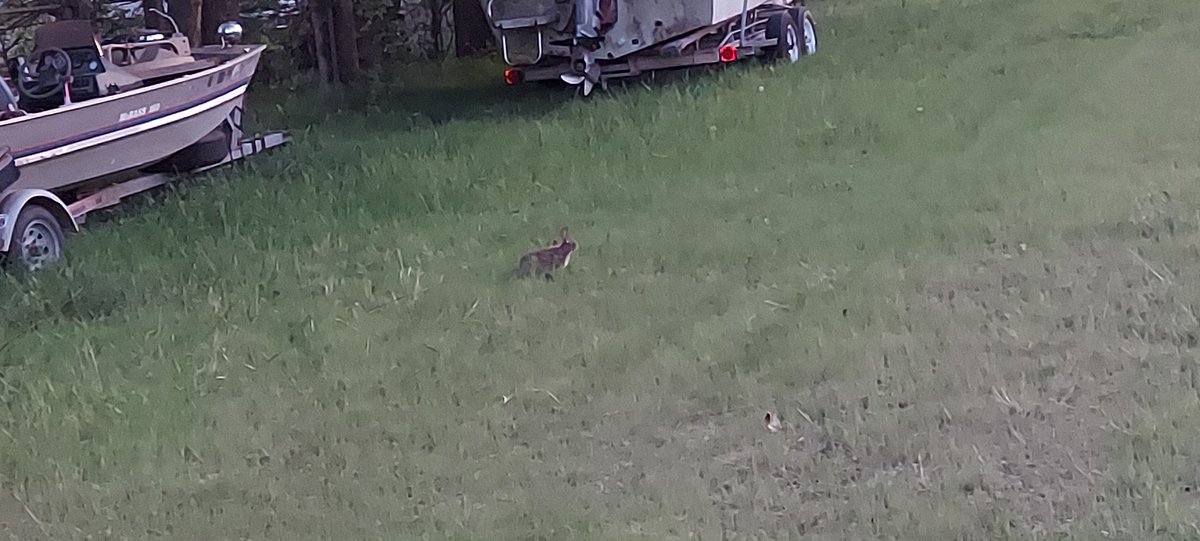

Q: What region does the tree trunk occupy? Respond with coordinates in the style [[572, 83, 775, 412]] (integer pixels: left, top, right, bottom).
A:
[[330, 0, 360, 84], [428, 0, 443, 58], [201, 0, 237, 45], [358, 20, 382, 73], [310, 0, 334, 85], [453, 0, 493, 57], [58, 0, 95, 20], [165, 0, 194, 35], [187, 0, 204, 45], [143, 0, 166, 31]]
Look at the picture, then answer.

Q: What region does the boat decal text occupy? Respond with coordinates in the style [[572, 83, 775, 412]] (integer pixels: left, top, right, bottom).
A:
[[119, 103, 162, 123]]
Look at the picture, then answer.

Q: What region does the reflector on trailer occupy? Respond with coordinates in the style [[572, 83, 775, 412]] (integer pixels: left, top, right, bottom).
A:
[[504, 69, 524, 85], [719, 45, 738, 63]]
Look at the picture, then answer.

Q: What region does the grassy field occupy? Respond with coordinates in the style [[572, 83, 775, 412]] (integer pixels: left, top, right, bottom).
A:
[[4, 0, 1200, 538]]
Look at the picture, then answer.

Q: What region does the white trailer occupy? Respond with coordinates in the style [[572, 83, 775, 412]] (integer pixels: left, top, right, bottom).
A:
[[482, 0, 818, 93]]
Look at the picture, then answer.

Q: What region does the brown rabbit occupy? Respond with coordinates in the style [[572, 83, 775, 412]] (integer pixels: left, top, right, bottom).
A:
[[511, 227, 577, 281]]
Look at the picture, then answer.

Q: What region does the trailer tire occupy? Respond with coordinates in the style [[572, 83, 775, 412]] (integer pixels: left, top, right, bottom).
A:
[[5, 205, 66, 272], [763, 12, 802, 64], [799, 10, 817, 56]]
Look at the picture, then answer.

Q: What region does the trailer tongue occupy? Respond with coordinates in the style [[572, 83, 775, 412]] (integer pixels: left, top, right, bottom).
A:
[[484, 0, 817, 93]]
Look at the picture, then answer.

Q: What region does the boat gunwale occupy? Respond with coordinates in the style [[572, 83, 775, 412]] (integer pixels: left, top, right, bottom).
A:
[[13, 80, 251, 167]]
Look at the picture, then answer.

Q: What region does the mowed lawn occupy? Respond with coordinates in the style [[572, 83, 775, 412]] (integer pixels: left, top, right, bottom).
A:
[[4, 0, 1200, 538]]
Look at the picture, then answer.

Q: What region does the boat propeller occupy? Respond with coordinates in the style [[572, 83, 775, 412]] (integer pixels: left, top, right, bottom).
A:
[[560, 49, 600, 96]]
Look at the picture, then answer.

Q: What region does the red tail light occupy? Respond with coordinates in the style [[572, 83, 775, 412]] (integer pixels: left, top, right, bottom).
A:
[[719, 45, 738, 63], [504, 69, 524, 85]]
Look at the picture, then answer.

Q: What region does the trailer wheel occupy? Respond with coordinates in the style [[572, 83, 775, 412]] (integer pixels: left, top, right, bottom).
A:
[[8, 205, 65, 271], [800, 12, 817, 56], [764, 13, 802, 63]]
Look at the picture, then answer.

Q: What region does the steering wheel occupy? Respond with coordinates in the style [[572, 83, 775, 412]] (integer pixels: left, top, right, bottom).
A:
[[16, 48, 73, 101]]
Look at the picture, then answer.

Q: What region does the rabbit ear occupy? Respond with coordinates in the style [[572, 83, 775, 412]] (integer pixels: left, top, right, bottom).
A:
[[560, 227, 570, 240]]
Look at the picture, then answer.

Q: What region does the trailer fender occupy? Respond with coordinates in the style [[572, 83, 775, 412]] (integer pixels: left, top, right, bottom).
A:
[[0, 189, 78, 253]]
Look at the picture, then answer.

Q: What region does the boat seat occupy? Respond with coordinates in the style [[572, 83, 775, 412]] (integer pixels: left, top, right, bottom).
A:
[[32, 20, 101, 53], [102, 35, 216, 87]]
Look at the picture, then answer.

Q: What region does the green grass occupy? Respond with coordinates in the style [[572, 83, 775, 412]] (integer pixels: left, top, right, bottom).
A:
[[4, 0, 1200, 538]]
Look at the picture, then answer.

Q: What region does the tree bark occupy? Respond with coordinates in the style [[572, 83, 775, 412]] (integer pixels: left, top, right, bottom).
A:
[[453, 0, 493, 57], [358, 20, 382, 73], [330, 0, 360, 84], [201, 0, 237, 45], [58, 0, 95, 20], [165, 0, 194, 35], [310, 0, 334, 85], [428, 0, 443, 58], [143, 0, 166, 31], [187, 0, 204, 45]]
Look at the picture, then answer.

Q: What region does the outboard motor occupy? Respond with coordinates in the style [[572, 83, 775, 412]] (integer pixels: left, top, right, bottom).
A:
[[573, 0, 617, 43], [561, 0, 616, 95]]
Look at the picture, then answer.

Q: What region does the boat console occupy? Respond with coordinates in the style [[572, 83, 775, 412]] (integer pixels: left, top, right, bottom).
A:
[[7, 20, 107, 112], [7, 20, 218, 114]]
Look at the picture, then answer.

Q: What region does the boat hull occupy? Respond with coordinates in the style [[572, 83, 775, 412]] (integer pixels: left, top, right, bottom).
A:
[[0, 45, 264, 194]]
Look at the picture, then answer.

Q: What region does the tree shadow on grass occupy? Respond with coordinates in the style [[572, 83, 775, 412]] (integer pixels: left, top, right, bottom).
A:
[[244, 61, 578, 136], [242, 58, 743, 137]]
